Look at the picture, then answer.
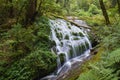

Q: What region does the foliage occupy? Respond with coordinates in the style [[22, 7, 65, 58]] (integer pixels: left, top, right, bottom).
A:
[[88, 4, 101, 15], [92, 19, 120, 50], [1, 50, 56, 80], [77, 16, 120, 80], [0, 16, 57, 79], [0, 0, 120, 79], [77, 48, 120, 80], [103, 23, 120, 50], [0, 0, 9, 24], [77, 9, 92, 17], [38, 0, 62, 15]]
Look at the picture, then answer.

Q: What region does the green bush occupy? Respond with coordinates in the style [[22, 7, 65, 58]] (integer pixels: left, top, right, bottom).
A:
[[0, 16, 57, 79], [77, 20, 120, 80], [88, 4, 101, 15], [77, 9, 92, 17], [103, 22, 120, 50], [1, 50, 56, 80]]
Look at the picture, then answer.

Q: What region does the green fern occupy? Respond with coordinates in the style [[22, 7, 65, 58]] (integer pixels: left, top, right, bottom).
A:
[[106, 49, 120, 67], [77, 48, 120, 80]]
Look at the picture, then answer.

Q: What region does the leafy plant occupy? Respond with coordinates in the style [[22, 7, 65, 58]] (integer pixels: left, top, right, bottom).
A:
[[77, 20, 120, 80], [102, 22, 120, 50], [0, 16, 57, 80], [77, 48, 120, 80], [88, 4, 101, 15]]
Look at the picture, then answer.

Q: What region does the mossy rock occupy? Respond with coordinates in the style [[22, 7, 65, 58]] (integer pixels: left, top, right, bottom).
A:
[[79, 32, 84, 37], [73, 37, 80, 40], [64, 35, 69, 39], [72, 32, 78, 36], [56, 32, 62, 39], [59, 53, 66, 66], [69, 48, 74, 59]]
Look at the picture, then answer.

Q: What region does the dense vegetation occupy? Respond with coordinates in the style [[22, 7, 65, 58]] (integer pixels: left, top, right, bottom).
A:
[[0, 0, 59, 79], [0, 16, 57, 80], [0, 0, 120, 80], [77, 22, 120, 80]]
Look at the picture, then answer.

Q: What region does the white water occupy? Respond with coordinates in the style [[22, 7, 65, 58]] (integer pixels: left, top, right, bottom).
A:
[[41, 19, 92, 80]]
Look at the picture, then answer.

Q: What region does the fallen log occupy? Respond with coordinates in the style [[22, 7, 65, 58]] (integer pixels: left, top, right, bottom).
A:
[[66, 19, 91, 29], [50, 14, 91, 29]]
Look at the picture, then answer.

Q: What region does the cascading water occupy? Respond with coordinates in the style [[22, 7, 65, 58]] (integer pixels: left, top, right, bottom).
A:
[[41, 19, 92, 80]]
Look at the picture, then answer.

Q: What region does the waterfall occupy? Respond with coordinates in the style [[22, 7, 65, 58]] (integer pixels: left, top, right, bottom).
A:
[[41, 19, 92, 80]]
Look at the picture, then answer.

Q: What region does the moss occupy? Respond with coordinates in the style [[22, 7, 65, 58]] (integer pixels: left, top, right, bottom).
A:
[[79, 32, 84, 37], [68, 25, 71, 29], [67, 22, 71, 29], [81, 44, 86, 54], [56, 32, 62, 39], [85, 42, 90, 49], [59, 53, 65, 65], [73, 37, 79, 40], [64, 35, 69, 39], [69, 48, 74, 59], [72, 32, 78, 36], [76, 47, 104, 79]]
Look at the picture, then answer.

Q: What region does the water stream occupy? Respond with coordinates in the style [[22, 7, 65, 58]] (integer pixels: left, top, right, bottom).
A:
[[41, 19, 92, 80]]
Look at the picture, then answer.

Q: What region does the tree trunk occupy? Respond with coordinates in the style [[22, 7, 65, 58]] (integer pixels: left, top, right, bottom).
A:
[[117, 0, 120, 13], [9, 0, 14, 18], [99, 0, 110, 25], [25, 0, 37, 25]]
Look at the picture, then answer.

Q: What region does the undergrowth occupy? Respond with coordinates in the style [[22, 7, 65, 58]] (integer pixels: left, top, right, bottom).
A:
[[0, 16, 57, 80], [77, 18, 120, 80]]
